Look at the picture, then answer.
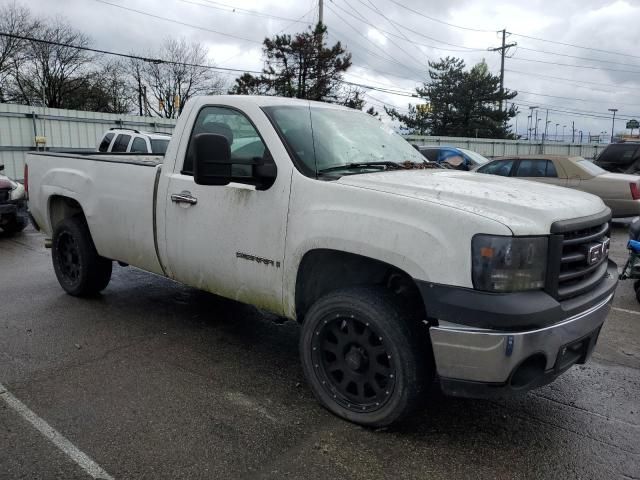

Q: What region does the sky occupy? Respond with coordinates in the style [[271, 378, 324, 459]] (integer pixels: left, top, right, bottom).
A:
[[13, 0, 640, 140]]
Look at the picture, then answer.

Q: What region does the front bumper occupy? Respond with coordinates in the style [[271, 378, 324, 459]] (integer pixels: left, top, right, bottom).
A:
[[419, 260, 617, 397]]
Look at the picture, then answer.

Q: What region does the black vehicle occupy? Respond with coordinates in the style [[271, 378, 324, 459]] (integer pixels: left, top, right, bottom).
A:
[[594, 142, 640, 174], [0, 164, 28, 234]]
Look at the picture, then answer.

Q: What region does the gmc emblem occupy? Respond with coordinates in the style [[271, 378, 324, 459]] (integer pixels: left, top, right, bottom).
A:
[[586, 239, 610, 265]]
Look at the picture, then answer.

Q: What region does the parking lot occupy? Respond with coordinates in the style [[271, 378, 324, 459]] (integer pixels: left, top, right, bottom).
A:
[[0, 225, 638, 480]]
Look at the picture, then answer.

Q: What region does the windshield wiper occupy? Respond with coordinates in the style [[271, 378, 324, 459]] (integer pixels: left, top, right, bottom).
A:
[[318, 161, 403, 173]]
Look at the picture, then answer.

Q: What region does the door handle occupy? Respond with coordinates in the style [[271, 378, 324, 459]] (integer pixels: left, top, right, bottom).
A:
[[171, 191, 198, 205]]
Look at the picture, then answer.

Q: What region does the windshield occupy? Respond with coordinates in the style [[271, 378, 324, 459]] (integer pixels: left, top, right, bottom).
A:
[[459, 148, 490, 165], [577, 159, 606, 176], [150, 139, 170, 155], [263, 105, 426, 176]]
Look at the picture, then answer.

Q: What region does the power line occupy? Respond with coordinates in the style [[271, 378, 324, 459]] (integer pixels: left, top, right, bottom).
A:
[[508, 31, 640, 61], [517, 89, 640, 109], [94, 0, 262, 44], [0, 31, 263, 74], [517, 45, 640, 69], [324, 5, 425, 79], [180, 0, 311, 23], [505, 69, 639, 92], [509, 55, 640, 75], [0, 31, 417, 99], [329, 0, 485, 52], [385, 0, 496, 33], [345, 0, 428, 69]]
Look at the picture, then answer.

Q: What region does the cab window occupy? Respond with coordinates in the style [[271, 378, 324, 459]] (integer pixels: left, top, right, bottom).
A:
[[182, 106, 268, 177], [477, 159, 515, 176], [515, 159, 557, 178], [99, 133, 114, 152], [112, 134, 131, 153], [130, 137, 148, 153]]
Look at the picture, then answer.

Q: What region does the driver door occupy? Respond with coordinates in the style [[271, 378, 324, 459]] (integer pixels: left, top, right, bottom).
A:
[[162, 106, 291, 314]]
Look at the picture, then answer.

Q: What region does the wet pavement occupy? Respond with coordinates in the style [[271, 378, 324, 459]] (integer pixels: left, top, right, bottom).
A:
[[0, 225, 638, 479]]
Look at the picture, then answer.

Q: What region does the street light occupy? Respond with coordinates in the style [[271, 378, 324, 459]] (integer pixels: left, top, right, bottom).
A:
[[608, 108, 618, 143], [579, 130, 583, 143], [527, 115, 532, 140], [545, 120, 551, 141], [562, 125, 566, 143], [536, 118, 542, 140], [555, 123, 559, 141], [529, 106, 539, 140]]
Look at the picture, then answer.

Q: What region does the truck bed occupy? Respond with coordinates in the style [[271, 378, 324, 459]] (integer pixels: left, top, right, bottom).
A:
[[27, 151, 164, 275]]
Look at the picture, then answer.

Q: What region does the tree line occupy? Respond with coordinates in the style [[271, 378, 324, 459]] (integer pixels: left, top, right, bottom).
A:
[[0, 2, 516, 138]]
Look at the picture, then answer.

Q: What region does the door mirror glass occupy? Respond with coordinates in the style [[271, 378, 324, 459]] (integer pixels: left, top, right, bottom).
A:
[[193, 133, 232, 186]]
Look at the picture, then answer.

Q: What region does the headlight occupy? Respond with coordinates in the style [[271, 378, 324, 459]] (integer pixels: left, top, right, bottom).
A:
[[472, 235, 548, 292]]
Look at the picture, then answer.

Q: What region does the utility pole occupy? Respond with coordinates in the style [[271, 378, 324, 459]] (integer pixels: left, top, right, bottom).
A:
[[543, 109, 549, 140], [318, 0, 323, 25], [608, 108, 618, 143], [488, 29, 517, 113], [534, 110, 539, 140], [571, 121, 575, 143]]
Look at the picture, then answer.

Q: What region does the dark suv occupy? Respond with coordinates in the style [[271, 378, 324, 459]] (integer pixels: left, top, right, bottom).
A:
[[594, 142, 640, 174]]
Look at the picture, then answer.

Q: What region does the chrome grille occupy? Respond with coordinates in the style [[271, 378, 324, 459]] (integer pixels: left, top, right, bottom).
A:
[[556, 222, 610, 300]]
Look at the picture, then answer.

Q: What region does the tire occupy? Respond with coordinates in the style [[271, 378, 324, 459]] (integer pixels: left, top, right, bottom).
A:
[[299, 286, 432, 427], [2, 215, 27, 234], [635, 284, 640, 304], [51, 216, 112, 296]]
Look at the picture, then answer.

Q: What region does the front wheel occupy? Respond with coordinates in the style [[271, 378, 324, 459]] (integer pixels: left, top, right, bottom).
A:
[[300, 287, 432, 427], [52, 217, 112, 296]]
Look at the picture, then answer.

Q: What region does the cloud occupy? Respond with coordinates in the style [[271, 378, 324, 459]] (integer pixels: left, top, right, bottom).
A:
[[9, 0, 640, 135]]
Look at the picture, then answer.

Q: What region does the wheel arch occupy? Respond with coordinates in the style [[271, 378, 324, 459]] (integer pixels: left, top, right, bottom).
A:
[[293, 248, 427, 324], [48, 195, 86, 231]]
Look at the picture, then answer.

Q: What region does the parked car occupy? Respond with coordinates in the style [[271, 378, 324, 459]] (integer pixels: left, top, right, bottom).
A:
[[476, 155, 640, 218], [0, 163, 27, 234], [98, 128, 171, 154], [27, 96, 617, 427], [594, 141, 640, 173], [414, 145, 490, 170]]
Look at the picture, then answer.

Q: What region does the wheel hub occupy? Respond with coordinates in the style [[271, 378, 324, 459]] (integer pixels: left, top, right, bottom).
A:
[[311, 317, 396, 413]]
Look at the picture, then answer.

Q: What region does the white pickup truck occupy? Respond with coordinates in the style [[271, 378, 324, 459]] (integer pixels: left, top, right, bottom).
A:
[[26, 96, 618, 427]]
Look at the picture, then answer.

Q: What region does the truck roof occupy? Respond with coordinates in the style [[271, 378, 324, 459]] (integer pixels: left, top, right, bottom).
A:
[[199, 95, 352, 110]]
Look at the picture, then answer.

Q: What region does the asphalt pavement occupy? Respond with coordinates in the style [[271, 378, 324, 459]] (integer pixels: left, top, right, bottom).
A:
[[0, 225, 638, 480]]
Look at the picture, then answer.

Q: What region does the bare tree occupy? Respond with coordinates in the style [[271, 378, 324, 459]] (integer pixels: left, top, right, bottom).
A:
[[0, 2, 36, 102], [9, 17, 93, 107], [142, 38, 225, 118]]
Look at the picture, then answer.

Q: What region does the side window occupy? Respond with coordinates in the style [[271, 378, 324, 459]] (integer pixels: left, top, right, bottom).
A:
[[99, 133, 114, 152], [477, 159, 514, 176], [420, 149, 439, 162], [112, 134, 131, 153], [597, 144, 638, 165], [545, 160, 558, 178], [183, 106, 268, 176], [130, 137, 148, 153], [516, 159, 548, 177]]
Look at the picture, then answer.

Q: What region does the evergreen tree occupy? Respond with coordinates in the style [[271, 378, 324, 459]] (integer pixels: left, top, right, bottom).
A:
[[386, 57, 517, 138]]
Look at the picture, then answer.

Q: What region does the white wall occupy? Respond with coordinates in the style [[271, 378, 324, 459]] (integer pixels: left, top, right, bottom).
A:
[[0, 103, 176, 180], [405, 135, 607, 160]]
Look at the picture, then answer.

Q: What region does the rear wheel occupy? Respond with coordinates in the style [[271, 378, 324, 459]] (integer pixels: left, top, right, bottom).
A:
[[300, 286, 432, 427], [52, 216, 112, 296]]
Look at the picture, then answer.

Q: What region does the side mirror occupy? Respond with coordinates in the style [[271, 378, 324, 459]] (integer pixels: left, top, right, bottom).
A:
[[193, 133, 232, 186], [0, 164, 4, 172]]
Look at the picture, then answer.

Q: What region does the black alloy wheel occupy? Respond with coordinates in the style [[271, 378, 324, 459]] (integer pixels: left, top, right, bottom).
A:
[[311, 316, 395, 413]]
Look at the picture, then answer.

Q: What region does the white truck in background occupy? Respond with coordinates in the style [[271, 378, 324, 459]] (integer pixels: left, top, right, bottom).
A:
[[26, 95, 617, 427]]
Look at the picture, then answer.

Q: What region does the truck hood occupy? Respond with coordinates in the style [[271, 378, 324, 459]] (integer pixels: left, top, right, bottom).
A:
[[337, 170, 607, 235]]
